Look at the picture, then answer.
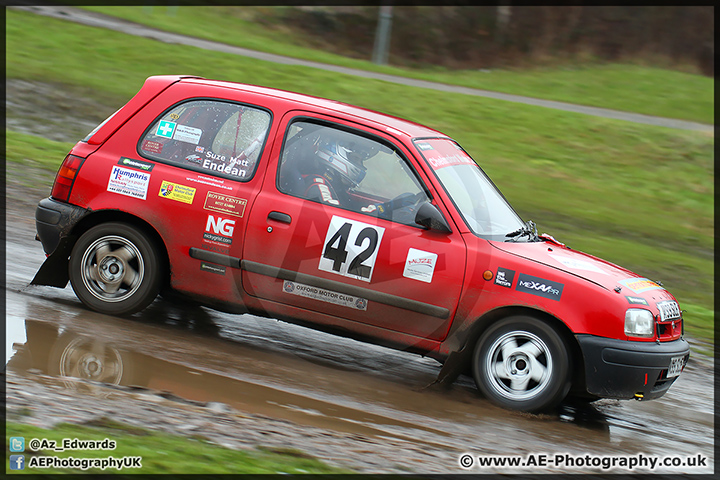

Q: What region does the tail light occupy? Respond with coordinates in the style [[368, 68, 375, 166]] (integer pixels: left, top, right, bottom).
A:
[[51, 154, 85, 202]]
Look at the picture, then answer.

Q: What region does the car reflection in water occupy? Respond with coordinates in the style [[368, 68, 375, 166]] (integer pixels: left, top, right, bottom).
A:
[[8, 306, 611, 441]]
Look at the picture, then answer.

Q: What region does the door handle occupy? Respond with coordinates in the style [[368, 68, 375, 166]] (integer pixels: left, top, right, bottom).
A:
[[268, 211, 292, 224]]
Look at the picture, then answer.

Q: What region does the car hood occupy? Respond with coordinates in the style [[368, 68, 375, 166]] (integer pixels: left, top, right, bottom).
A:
[[490, 239, 661, 294]]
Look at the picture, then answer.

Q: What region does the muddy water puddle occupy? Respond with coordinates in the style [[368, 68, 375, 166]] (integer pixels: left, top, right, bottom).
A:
[[6, 284, 715, 473]]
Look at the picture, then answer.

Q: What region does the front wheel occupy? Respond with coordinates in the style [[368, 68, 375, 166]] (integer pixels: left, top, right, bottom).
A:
[[472, 316, 571, 412], [69, 222, 162, 316]]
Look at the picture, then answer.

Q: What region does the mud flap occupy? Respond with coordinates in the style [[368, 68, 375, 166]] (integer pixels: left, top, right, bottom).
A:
[[30, 236, 74, 288], [424, 346, 472, 390]]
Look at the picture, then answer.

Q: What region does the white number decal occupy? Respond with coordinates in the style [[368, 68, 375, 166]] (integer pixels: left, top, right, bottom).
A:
[[319, 216, 385, 282]]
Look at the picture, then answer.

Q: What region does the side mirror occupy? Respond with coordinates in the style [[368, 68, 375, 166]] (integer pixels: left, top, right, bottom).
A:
[[415, 202, 452, 233]]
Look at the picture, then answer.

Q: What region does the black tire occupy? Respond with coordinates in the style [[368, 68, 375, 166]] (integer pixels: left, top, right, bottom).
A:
[[472, 316, 571, 412], [69, 222, 162, 316]]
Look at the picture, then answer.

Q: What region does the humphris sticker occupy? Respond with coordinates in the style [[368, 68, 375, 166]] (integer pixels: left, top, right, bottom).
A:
[[495, 267, 515, 288], [107, 166, 150, 200], [283, 280, 368, 311], [203, 192, 247, 217], [403, 248, 438, 283], [619, 278, 663, 294], [515, 273, 564, 301], [158, 181, 196, 204]]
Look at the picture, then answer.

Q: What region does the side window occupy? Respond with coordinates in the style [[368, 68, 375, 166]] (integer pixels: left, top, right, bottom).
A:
[[277, 120, 430, 226], [139, 99, 270, 181]]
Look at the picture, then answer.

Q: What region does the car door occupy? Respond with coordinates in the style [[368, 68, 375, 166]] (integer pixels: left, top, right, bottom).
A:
[[241, 112, 466, 341]]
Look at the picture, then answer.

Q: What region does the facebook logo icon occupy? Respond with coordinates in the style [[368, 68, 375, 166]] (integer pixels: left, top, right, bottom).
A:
[[10, 455, 25, 470]]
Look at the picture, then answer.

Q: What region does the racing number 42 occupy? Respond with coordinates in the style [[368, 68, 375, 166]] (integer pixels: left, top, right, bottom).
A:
[[319, 216, 385, 282]]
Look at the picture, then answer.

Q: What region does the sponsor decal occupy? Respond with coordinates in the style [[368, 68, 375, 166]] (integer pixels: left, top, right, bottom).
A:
[[515, 273, 564, 301], [200, 262, 226, 275], [156, 120, 176, 139], [319, 216, 385, 283], [549, 254, 606, 275], [173, 124, 202, 145], [416, 142, 433, 151], [203, 215, 235, 246], [626, 296, 649, 306], [204, 192, 247, 217], [107, 166, 150, 200], [619, 277, 663, 294], [169, 112, 180, 120], [195, 145, 205, 154], [142, 139, 164, 154], [495, 267, 515, 288], [118, 157, 154, 172], [282, 280, 368, 311], [158, 181, 196, 204], [403, 248, 438, 283], [424, 152, 476, 170]]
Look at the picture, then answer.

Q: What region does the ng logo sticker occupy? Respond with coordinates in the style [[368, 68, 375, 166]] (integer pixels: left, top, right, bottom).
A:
[[203, 215, 235, 245], [206, 215, 235, 237]]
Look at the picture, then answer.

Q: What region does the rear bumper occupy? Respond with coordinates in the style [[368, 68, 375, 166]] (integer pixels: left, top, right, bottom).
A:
[[576, 334, 689, 401], [36, 197, 88, 255]]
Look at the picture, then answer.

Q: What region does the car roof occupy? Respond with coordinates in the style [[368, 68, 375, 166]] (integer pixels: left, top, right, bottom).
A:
[[181, 77, 450, 140]]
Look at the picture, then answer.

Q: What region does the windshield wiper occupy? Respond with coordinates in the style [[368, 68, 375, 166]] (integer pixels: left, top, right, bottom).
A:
[[505, 220, 539, 242]]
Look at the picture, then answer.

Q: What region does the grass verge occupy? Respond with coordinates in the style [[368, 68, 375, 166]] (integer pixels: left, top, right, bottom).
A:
[[6, 420, 348, 474], [5, 9, 714, 339], [78, 5, 714, 124]]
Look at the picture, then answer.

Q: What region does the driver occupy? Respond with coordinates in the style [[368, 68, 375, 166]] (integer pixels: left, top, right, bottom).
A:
[[302, 136, 381, 213]]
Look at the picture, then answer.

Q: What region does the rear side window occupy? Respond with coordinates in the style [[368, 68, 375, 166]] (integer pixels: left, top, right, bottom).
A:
[[139, 99, 271, 181]]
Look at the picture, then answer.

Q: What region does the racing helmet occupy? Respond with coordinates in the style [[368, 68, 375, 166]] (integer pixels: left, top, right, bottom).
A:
[[315, 139, 368, 188]]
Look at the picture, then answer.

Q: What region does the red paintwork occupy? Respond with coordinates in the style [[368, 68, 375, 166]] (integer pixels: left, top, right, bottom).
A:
[[63, 76, 682, 362]]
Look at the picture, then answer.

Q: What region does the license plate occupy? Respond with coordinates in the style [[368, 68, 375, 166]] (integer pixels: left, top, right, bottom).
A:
[[667, 356, 685, 378], [657, 300, 681, 322]]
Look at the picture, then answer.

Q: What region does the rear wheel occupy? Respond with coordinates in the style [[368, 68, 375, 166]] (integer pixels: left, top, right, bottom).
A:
[[69, 222, 162, 315], [473, 316, 571, 412]]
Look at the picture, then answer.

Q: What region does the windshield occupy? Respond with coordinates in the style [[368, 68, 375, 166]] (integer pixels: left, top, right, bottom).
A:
[[414, 138, 524, 240]]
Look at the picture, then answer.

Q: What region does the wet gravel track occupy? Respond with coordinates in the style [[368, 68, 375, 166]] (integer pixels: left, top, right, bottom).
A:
[[4, 182, 715, 474]]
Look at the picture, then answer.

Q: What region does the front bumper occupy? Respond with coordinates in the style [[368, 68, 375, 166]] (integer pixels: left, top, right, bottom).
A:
[[577, 334, 689, 401]]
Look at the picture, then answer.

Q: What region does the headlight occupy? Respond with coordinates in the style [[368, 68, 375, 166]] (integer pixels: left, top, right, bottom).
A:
[[625, 309, 655, 337]]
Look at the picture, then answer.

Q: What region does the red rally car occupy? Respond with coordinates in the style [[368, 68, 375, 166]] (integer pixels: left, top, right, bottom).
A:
[[32, 75, 689, 412]]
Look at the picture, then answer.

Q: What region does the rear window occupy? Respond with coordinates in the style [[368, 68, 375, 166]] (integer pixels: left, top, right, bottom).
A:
[[138, 99, 271, 181]]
